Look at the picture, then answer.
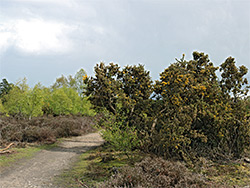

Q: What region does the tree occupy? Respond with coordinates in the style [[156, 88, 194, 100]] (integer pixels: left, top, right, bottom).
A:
[[3, 86, 27, 117], [51, 74, 77, 89], [74, 68, 87, 97], [220, 57, 249, 99], [0, 99, 5, 114], [23, 83, 45, 119], [0, 78, 13, 102], [47, 87, 73, 116], [3, 79, 45, 118]]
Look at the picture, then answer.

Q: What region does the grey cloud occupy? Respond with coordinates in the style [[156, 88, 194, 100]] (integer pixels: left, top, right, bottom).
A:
[[0, 0, 249, 86]]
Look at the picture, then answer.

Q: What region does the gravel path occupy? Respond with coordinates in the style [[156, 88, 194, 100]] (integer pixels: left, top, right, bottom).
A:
[[0, 132, 104, 188]]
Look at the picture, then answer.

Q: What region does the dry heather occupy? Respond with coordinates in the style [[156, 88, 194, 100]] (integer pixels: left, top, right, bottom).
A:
[[99, 156, 223, 188], [0, 115, 97, 145]]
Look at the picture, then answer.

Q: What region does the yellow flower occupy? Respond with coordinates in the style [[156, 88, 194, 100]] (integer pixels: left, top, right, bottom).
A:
[[200, 85, 206, 90], [162, 81, 167, 85], [82, 75, 88, 80]]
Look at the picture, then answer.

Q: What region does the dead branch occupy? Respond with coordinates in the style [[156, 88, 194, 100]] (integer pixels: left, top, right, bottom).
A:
[[0, 143, 14, 152]]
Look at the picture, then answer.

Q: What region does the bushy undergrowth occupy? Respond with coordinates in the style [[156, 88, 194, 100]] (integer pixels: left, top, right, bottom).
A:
[[99, 156, 221, 188], [0, 115, 96, 145]]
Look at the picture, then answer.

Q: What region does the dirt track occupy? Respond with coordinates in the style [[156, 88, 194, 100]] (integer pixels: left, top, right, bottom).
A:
[[0, 132, 104, 188]]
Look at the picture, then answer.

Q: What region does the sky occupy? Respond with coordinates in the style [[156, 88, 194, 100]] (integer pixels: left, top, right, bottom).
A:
[[0, 0, 249, 87]]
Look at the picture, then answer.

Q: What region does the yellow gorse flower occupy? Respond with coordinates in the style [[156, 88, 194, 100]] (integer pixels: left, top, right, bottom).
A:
[[82, 75, 88, 80]]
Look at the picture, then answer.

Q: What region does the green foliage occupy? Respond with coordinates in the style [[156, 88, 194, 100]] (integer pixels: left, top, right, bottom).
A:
[[51, 74, 76, 89], [0, 99, 5, 113], [3, 85, 27, 117], [85, 63, 153, 153], [2, 73, 94, 118], [74, 68, 87, 97], [153, 52, 250, 159], [0, 78, 13, 102], [51, 68, 87, 97], [79, 97, 96, 116], [85, 63, 153, 129], [3, 80, 45, 118], [47, 87, 73, 116], [23, 84, 45, 118], [86, 53, 250, 160], [99, 116, 141, 157], [220, 57, 249, 98], [46, 87, 95, 116]]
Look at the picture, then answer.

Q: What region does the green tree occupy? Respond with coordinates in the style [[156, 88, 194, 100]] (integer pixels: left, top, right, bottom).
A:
[[4, 78, 29, 117], [74, 68, 87, 97], [23, 83, 45, 119], [0, 99, 5, 114], [62, 87, 82, 115], [0, 78, 13, 102], [51, 74, 77, 90], [47, 87, 73, 115]]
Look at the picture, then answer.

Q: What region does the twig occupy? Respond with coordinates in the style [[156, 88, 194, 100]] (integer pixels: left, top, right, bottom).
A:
[[0, 150, 13, 154], [0, 143, 14, 152], [76, 178, 89, 188]]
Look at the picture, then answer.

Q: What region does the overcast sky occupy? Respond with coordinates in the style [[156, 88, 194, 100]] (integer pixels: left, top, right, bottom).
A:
[[0, 0, 249, 87]]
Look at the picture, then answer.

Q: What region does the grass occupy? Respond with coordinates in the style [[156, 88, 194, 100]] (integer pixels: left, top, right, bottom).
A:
[[0, 141, 59, 171], [56, 144, 250, 188], [202, 161, 250, 187], [56, 144, 145, 188]]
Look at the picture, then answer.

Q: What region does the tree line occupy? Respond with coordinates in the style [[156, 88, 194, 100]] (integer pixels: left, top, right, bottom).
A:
[[0, 68, 95, 119]]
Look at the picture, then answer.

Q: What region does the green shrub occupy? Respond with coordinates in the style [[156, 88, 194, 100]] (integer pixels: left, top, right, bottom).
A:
[[153, 52, 250, 159], [99, 116, 141, 157], [86, 52, 250, 161]]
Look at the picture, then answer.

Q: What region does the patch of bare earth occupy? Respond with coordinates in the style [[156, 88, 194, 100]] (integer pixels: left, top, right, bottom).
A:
[[0, 132, 104, 188]]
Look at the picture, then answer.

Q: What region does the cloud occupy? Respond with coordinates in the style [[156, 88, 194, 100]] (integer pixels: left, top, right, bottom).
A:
[[0, 18, 75, 55], [8, 0, 76, 7]]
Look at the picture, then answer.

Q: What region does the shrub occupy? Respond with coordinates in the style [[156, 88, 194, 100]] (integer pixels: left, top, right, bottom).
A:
[[99, 116, 141, 157], [152, 52, 250, 159], [99, 157, 219, 188], [0, 115, 97, 144], [85, 52, 250, 161]]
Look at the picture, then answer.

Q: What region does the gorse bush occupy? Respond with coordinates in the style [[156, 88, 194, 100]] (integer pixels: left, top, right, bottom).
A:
[[153, 52, 250, 159], [86, 52, 250, 160]]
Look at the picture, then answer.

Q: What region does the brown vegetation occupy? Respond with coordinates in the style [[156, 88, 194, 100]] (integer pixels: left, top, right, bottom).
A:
[[0, 115, 97, 146], [99, 156, 223, 188]]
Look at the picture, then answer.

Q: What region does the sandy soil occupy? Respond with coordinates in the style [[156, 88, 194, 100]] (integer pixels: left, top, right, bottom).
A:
[[0, 132, 104, 188]]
